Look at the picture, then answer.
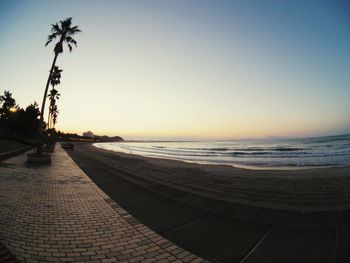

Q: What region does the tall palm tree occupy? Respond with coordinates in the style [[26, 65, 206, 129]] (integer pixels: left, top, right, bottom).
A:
[[47, 66, 62, 129], [37, 17, 81, 153]]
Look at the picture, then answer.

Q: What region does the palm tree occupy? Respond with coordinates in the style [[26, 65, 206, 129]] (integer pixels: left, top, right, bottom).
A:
[[50, 66, 63, 87], [51, 105, 59, 128], [48, 88, 60, 129], [47, 66, 62, 129], [37, 17, 81, 153]]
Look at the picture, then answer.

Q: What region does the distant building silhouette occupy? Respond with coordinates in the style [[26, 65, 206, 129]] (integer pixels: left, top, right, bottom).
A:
[[83, 131, 94, 138]]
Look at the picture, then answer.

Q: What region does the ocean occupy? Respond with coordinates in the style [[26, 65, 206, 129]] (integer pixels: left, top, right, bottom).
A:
[[94, 134, 350, 170]]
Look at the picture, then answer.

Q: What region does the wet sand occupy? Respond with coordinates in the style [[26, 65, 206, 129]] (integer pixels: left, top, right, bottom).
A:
[[80, 143, 350, 211]]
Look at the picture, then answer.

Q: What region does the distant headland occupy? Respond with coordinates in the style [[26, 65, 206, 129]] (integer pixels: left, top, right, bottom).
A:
[[94, 135, 124, 142], [57, 130, 124, 142]]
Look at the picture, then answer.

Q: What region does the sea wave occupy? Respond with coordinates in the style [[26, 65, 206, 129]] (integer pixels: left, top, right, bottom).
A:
[[94, 134, 350, 169]]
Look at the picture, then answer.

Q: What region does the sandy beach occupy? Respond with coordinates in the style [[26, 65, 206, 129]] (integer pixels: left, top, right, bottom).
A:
[[73, 143, 350, 211], [64, 143, 350, 262]]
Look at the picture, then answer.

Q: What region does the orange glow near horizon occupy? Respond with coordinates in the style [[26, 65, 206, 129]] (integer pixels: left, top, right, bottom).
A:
[[1, 1, 349, 140]]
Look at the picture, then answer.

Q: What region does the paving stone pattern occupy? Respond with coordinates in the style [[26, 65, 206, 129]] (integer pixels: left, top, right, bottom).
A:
[[0, 241, 19, 262], [0, 147, 206, 263]]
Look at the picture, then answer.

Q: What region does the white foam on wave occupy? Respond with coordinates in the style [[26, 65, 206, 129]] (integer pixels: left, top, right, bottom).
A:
[[94, 134, 350, 170]]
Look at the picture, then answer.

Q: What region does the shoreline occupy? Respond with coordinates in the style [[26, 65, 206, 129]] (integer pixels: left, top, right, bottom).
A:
[[93, 142, 350, 177], [65, 143, 350, 262], [77, 143, 350, 211], [93, 141, 350, 171]]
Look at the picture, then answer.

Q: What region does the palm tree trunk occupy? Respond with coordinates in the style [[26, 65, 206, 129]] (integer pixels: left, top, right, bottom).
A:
[[36, 52, 59, 153]]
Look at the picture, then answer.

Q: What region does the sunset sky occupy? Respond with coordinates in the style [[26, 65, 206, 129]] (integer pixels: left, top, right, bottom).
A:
[[0, 0, 349, 139]]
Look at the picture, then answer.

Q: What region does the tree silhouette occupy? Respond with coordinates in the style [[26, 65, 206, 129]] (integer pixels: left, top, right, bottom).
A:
[[48, 89, 60, 129], [50, 66, 62, 87], [0, 91, 17, 119], [51, 105, 59, 128], [21, 102, 41, 138], [0, 90, 40, 139], [37, 17, 81, 153], [47, 66, 62, 129]]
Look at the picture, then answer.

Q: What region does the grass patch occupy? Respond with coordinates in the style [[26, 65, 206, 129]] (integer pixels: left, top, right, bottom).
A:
[[0, 139, 27, 154]]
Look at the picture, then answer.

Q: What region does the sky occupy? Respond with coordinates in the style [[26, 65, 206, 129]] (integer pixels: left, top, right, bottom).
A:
[[0, 0, 349, 140]]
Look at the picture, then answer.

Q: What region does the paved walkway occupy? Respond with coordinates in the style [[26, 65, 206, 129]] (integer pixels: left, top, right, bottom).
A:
[[0, 147, 205, 263]]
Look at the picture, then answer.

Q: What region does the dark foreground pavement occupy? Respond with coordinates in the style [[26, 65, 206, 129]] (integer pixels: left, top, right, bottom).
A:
[[66, 143, 350, 263], [0, 147, 203, 262]]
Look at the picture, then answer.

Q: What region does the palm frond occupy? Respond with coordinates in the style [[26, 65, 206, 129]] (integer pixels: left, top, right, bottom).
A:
[[69, 26, 81, 35], [71, 26, 80, 31], [45, 39, 52, 46], [65, 17, 73, 24], [53, 66, 63, 73], [60, 17, 72, 31], [51, 23, 62, 34], [65, 36, 77, 47], [45, 17, 81, 53], [45, 33, 58, 46]]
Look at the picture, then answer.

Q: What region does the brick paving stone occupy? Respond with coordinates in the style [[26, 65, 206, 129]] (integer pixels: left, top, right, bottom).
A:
[[0, 147, 207, 262]]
